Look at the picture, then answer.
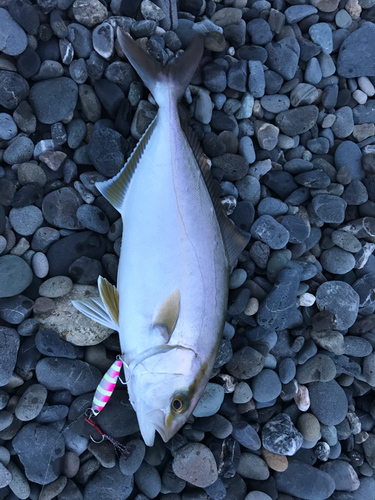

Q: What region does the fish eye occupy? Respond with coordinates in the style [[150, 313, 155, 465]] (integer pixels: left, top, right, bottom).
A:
[[171, 393, 189, 414]]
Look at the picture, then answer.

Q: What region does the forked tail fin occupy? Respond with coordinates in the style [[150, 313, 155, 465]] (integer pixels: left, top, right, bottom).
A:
[[117, 29, 204, 108]]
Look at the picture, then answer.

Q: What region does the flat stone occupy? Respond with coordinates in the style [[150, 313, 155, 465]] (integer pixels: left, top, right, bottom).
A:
[[275, 106, 319, 136], [266, 37, 300, 81], [296, 353, 337, 384], [251, 215, 290, 250], [83, 464, 133, 500], [72, 0, 108, 28], [193, 383, 224, 417], [42, 187, 83, 230], [0, 71, 29, 110], [15, 384, 47, 421]]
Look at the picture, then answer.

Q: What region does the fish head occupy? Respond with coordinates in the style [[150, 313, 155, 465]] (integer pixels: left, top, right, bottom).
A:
[[126, 345, 209, 446]]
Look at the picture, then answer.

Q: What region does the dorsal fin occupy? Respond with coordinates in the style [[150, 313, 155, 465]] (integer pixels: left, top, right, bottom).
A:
[[95, 117, 157, 212], [153, 289, 180, 343], [181, 121, 250, 269]]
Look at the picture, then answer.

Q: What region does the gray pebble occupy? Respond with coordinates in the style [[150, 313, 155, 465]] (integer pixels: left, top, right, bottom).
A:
[[172, 443, 218, 488], [15, 384, 47, 421], [9, 206, 43, 236]]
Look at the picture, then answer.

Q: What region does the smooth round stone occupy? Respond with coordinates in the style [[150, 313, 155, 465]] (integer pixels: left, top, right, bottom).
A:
[[231, 420, 261, 450], [332, 106, 354, 138], [229, 269, 247, 289], [316, 281, 359, 330], [309, 380, 348, 426], [69, 256, 103, 285], [193, 383, 224, 417], [281, 215, 310, 244], [15, 384, 47, 421], [29, 77, 78, 124], [238, 453, 269, 480], [262, 413, 303, 456], [0, 113, 17, 140], [331, 230, 361, 253], [297, 413, 320, 442], [76, 205, 110, 234], [278, 358, 296, 384], [0, 255, 33, 298], [233, 381, 253, 404], [342, 180, 368, 205], [17, 162, 46, 186], [305, 57, 322, 85], [42, 187, 83, 230], [344, 336, 372, 357], [275, 461, 335, 500], [321, 247, 356, 274], [3, 136, 33, 165], [251, 369, 281, 403], [311, 194, 346, 223], [251, 215, 289, 250], [0, 8, 27, 56], [9, 206, 43, 236], [32, 252, 49, 278], [236, 176, 260, 205], [226, 346, 264, 380], [172, 443, 218, 488], [39, 276, 73, 298], [335, 9, 352, 28], [13, 423, 65, 484]]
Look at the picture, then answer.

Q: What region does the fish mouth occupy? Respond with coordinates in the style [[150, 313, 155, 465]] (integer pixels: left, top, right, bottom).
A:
[[138, 408, 172, 446]]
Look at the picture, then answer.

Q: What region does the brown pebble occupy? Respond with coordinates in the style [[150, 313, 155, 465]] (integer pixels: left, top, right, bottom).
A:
[[261, 448, 288, 472]]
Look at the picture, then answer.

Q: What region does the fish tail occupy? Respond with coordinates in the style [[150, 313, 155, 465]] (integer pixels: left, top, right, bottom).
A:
[[116, 28, 204, 107]]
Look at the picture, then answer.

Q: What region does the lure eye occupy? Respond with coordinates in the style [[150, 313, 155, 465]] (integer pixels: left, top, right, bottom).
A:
[[171, 394, 189, 413]]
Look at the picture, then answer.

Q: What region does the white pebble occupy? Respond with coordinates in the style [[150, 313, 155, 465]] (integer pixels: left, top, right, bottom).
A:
[[32, 252, 49, 278], [352, 89, 367, 105], [358, 76, 375, 97], [294, 384, 310, 412], [297, 292, 316, 307], [244, 297, 259, 316], [227, 47, 235, 56]]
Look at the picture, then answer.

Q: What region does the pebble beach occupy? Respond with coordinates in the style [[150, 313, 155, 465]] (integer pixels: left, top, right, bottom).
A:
[[1, 0, 375, 499]]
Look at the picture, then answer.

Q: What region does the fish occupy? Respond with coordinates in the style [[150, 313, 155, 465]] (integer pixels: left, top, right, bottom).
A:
[[72, 29, 249, 447]]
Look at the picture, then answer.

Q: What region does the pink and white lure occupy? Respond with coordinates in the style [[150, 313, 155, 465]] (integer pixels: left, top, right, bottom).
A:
[[91, 358, 123, 416]]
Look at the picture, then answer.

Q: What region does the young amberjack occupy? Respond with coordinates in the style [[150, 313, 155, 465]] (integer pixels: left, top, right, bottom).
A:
[[73, 29, 249, 446]]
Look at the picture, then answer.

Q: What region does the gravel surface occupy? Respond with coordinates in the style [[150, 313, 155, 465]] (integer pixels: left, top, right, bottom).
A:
[[1, 0, 375, 499]]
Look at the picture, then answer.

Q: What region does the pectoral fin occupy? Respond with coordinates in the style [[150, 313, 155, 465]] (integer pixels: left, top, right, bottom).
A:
[[72, 276, 119, 331], [153, 289, 180, 342]]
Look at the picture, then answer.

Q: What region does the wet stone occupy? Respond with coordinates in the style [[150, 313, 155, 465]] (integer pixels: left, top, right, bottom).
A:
[[262, 414, 303, 456], [321, 247, 356, 274]]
